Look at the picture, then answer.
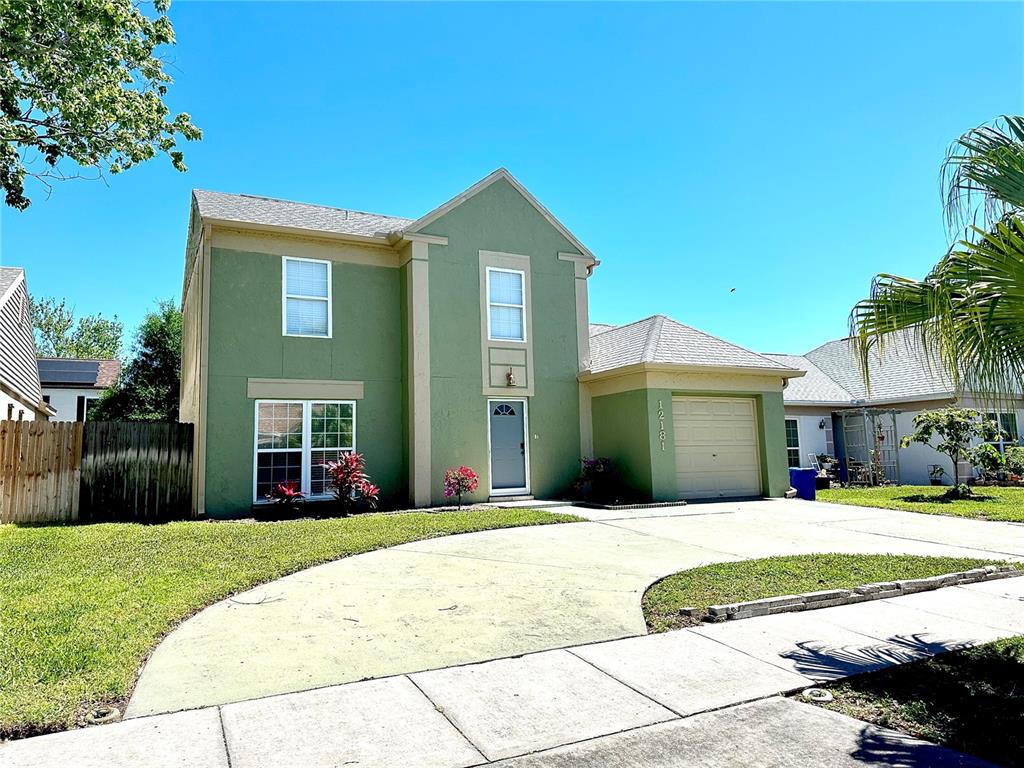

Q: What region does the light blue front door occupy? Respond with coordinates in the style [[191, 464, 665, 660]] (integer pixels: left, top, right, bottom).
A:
[[489, 401, 527, 493]]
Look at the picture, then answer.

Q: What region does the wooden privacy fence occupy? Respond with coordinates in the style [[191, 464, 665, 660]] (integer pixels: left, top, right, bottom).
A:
[[0, 420, 193, 524], [80, 421, 193, 522], [0, 421, 83, 523]]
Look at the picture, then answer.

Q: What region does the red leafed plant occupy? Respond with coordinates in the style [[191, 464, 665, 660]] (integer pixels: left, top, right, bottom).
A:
[[265, 480, 305, 510], [443, 465, 479, 510], [321, 452, 380, 515]]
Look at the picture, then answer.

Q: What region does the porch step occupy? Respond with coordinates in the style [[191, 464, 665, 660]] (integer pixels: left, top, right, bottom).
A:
[[488, 495, 534, 503]]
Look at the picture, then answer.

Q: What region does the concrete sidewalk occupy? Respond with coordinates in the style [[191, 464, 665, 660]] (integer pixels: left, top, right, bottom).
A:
[[126, 499, 1024, 717], [5, 577, 1020, 768]]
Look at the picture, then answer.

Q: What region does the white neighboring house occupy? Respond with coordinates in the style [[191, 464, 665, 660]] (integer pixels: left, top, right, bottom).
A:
[[0, 267, 54, 421], [766, 333, 1023, 486], [37, 358, 120, 422]]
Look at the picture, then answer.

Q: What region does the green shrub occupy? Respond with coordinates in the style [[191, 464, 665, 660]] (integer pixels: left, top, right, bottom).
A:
[[1005, 446, 1024, 476]]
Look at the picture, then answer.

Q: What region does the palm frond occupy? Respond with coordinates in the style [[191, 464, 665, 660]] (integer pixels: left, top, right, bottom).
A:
[[943, 115, 1024, 235], [851, 215, 1024, 399]]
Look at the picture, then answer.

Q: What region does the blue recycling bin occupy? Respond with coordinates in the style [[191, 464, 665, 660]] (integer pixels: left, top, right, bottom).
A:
[[789, 467, 817, 501]]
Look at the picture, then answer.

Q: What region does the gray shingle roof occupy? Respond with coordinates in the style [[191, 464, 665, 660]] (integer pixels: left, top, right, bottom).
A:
[[588, 315, 799, 375], [192, 190, 413, 239], [589, 323, 616, 336], [0, 266, 23, 298], [767, 330, 961, 406], [805, 333, 954, 403], [763, 353, 856, 404]]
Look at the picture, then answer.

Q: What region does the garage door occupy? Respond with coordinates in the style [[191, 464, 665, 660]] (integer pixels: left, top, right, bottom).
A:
[[673, 396, 762, 500]]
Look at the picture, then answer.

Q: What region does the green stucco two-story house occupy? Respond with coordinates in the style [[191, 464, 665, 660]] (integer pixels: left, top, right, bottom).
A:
[[180, 169, 803, 517]]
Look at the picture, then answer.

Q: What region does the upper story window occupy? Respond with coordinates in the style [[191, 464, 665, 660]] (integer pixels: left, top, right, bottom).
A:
[[487, 267, 525, 341], [283, 257, 331, 337]]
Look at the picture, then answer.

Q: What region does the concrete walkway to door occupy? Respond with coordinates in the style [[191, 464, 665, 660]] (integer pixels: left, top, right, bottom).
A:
[[126, 498, 1024, 718]]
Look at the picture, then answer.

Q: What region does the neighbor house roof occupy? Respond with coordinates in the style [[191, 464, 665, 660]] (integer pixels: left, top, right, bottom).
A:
[[0, 266, 22, 301], [192, 190, 414, 240], [38, 358, 121, 389], [588, 315, 802, 376], [589, 323, 616, 336], [763, 353, 856, 405], [769, 330, 960, 407]]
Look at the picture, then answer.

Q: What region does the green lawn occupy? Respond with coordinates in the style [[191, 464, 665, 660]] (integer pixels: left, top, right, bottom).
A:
[[815, 636, 1024, 767], [642, 554, 1013, 633], [0, 508, 581, 739], [817, 485, 1024, 522]]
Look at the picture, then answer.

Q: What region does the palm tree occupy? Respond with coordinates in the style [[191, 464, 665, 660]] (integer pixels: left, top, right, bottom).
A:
[[850, 116, 1024, 397]]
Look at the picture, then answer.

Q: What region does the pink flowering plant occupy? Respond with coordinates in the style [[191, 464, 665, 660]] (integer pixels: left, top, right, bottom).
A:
[[443, 465, 479, 509], [321, 452, 380, 515], [264, 480, 305, 510]]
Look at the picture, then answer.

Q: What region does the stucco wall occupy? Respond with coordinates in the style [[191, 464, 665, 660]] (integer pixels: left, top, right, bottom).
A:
[[203, 246, 405, 517], [591, 382, 790, 501], [591, 389, 657, 498], [421, 178, 584, 503]]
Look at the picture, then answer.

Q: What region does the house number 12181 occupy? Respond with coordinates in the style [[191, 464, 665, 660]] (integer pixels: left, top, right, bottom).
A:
[[657, 400, 666, 451]]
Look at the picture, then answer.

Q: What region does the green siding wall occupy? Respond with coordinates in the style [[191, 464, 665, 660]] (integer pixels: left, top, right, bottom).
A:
[[204, 247, 405, 517], [591, 390, 656, 499], [422, 178, 583, 503], [591, 387, 790, 502]]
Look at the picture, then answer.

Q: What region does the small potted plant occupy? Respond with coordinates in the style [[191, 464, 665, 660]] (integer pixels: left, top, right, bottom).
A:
[[443, 466, 479, 509], [928, 465, 946, 486]]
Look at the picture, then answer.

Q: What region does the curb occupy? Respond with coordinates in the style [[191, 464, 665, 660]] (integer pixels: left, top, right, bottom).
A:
[[706, 565, 1022, 622]]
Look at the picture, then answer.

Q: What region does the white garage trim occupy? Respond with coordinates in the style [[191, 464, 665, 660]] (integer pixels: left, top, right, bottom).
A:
[[673, 396, 762, 500]]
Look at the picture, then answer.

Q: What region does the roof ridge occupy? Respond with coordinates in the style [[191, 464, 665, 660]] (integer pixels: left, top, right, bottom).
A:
[[643, 315, 666, 362], [37, 357, 119, 363], [591, 315, 661, 337], [193, 189, 412, 223], [659, 315, 799, 370]]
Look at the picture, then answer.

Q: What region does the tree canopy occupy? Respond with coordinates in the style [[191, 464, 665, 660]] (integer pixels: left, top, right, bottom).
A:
[[90, 300, 180, 421], [31, 296, 123, 359], [0, 0, 201, 209], [851, 116, 1024, 399]]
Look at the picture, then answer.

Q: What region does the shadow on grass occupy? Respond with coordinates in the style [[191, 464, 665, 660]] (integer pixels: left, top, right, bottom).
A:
[[808, 636, 1024, 767], [781, 634, 972, 681], [896, 494, 997, 505]]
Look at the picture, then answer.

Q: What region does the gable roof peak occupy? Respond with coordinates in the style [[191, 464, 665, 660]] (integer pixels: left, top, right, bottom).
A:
[[402, 167, 594, 259]]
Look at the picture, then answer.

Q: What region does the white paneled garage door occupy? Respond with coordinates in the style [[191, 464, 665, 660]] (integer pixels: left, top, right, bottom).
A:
[[673, 396, 762, 500]]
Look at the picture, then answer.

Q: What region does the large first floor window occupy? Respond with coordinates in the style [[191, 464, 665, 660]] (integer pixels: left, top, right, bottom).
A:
[[254, 400, 355, 501], [785, 418, 801, 468]]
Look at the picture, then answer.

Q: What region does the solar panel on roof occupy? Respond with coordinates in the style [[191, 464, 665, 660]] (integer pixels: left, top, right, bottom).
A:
[[37, 359, 100, 385]]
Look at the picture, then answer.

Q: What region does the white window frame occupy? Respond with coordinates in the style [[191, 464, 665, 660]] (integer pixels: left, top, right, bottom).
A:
[[486, 397, 531, 496], [784, 417, 801, 468], [282, 256, 333, 338], [252, 399, 356, 503], [985, 411, 1019, 453], [485, 266, 527, 343]]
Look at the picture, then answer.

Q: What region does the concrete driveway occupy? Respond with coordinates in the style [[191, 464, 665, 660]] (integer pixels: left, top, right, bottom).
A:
[[127, 498, 1024, 718]]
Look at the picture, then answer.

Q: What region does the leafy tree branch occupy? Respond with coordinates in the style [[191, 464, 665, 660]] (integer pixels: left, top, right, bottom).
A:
[[0, 0, 201, 209]]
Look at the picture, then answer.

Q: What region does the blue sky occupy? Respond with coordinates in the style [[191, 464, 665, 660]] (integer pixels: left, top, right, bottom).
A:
[[2, 1, 1021, 355]]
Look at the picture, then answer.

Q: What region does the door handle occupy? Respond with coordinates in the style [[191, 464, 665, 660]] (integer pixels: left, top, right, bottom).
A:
[[520, 442, 525, 455]]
